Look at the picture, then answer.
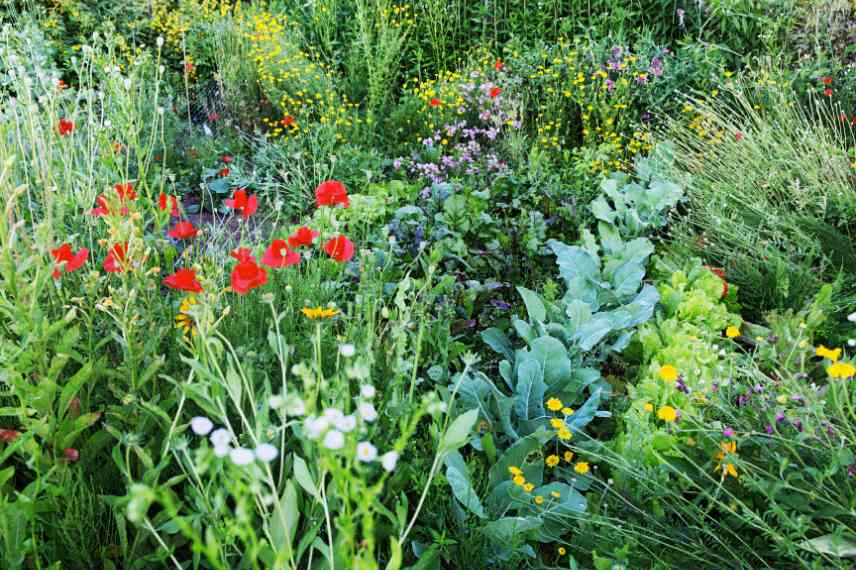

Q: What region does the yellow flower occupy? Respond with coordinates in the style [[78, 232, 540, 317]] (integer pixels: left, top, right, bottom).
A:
[[550, 490, 561, 498], [513, 475, 525, 486], [523, 483, 534, 492], [657, 406, 677, 423], [175, 295, 198, 337], [534, 495, 544, 505], [550, 418, 564, 429], [561, 407, 574, 415], [659, 364, 679, 382], [301, 306, 340, 320], [574, 461, 590, 475], [545, 454, 560, 468], [563, 450, 574, 463], [558, 546, 567, 555], [715, 441, 738, 478], [508, 466, 522, 476], [828, 362, 856, 379], [643, 402, 654, 412], [557, 427, 572, 440], [546, 398, 563, 411], [816, 345, 842, 362], [725, 326, 740, 339]]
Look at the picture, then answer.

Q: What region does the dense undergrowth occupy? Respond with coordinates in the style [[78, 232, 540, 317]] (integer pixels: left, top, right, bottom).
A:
[[1, 1, 856, 569]]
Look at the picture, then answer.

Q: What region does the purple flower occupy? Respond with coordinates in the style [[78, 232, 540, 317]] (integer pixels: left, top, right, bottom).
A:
[[723, 426, 735, 438], [775, 411, 786, 423], [753, 383, 764, 394], [793, 419, 804, 432], [676, 378, 691, 395], [765, 424, 774, 435], [392, 158, 403, 169], [490, 299, 511, 310], [605, 78, 615, 91]]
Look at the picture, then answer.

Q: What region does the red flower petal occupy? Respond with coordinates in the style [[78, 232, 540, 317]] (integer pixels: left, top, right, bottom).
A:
[[104, 243, 128, 273], [315, 180, 349, 208], [163, 268, 203, 293], [230, 256, 268, 294], [261, 240, 300, 268], [324, 235, 355, 263], [287, 226, 319, 248], [168, 221, 199, 240]]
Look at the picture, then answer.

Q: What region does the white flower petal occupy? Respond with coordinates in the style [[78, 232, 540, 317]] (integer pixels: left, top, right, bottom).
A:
[[190, 416, 213, 436]]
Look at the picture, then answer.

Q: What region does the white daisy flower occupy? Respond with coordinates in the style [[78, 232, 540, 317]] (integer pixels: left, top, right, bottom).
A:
[[255, 443, 279, 463], [229, 447, 254, 466], [356, 441, 377, 462], [190, 416, 213, 436], [358, 402, 377, 422], [381, 451, 399, 472], [323, 429, 345, 450], [209, 428, 232, 448], [360, 385, 376, 399]]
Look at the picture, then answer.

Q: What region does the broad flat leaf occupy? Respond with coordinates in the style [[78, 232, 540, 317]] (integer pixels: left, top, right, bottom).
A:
[[488, 429, 552, 488], [799, 534, 856, 558], [270, 481, 299, 557], [481, 328, 513, 360], [564, 390, 604, 434], [516, 286, 546, 322], [514, 359, 546, 421], [574, 314, 614, 351], [526, 336, 571, 387], [441, 409, 479, 453], [444, 451, 486, 518], [293, 455, 319, 500], [59, 361, 94, 420], [483, 517, 542, 544]]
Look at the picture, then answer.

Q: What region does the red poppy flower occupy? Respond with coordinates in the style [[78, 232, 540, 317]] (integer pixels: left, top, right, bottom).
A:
[[315, 180, 349, 208], [219, 167, 231, 177], [229, 247, 253, 263], [734, 132, 743, 141], [822, 76, 833, 85], [282, 115, 295, 126], [489, 87, 501, 98], [221, 154, 233, 164], [168, 220, 199, 240], [287, 226, 319, 248], [230, 255, 268, 294], [706, 266, 729, 298], [51, 243, 88, 279], [114, 183, 136, 201], [103, 242, 128, 273], [184, 61, 194, 73], [58, 118, 74, 136], [429, 98, 441, 107], [63, 448, 79, 462], [324, 235, 355, 263], [261, 239, 300, 268], [225, 189, 258, 219], [159, 193, 180, 216], [0, 429, 21, 443], [494, 60, 503, 71], [824, 88, 833, 97], [90, 195, 110, 217], [852, 117, 856, 126], [163, 268, 203, 293]]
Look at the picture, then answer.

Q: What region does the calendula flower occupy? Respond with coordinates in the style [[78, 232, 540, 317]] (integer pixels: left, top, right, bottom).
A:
[[557, 427, 572, 440], [643, 402, 654, 412], [558, 547, 566, 555], [816, 345, 842, 362], [550, 491, 561, 499], [545, 454, 560, 467], [301, 306, 340, 320], [828, 361, 856, 379], [550, 418, 564, 429], [574, 461, 590, 475], [523, 483, 534, 492], [546, 398, 563, 411], [512, 474, 525, 486], [726, 326, 740, 339], [534, 495, 544, 505], [175, 295, 198, 337], [563, 450, 574, 463], [657, 405, 677, 422], [561, 407, 574, 415], [508, 466, 522, 476], [659, 364, 679, 382]]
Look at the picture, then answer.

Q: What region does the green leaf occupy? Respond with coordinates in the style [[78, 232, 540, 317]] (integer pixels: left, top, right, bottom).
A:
[[483, 516, 542, 544], [441, 408, 479, 453], [516, 287, 546, 322], [481, 328, 513, 361], [488, 429, 552, 488], [526, 336, 571, 387], [514, 359, 546, 421], [444, 451, 486, 518], [269, 481, 299, 558], [293, 454, 319, 501], [59, 361, 94, 420], [799, 534, 856, 558]]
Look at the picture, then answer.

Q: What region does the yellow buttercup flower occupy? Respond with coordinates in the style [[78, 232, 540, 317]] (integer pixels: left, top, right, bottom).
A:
[[816, 345, 842, 362], [725, 326, 740, 339], [545, 454, 560, 468], [643, 402, 654, 412], [301, 306, 340, 320], [550, 418, 564, 429], [574, 461, 590, 475], [561, 407, 574, 415], [558, 546, 567, 555], [657, 406, 677, 423], [550, 491, 561, 499], [534, 495, 544, 505], [546, 398, 563, 411], [828, 361, 856, 379], [508, 466, 522, 476], [523, 483, 534, 492], [512, 475, 525, 486], [563, 450, 574, 463], [557, 427, 572, 440], [659, 364, 679, 382]]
